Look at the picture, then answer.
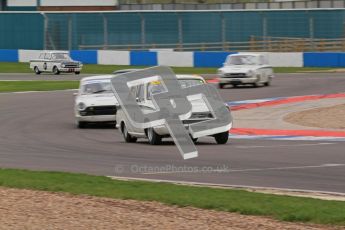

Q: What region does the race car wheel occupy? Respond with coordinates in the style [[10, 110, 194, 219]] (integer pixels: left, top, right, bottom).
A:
[[34, 66, 41, 75], [214, 131, 229, 144], [189, 134, 198, 143], [53, 66, 60, 75], [264, 78, 271, 86], [218, 83, 225, 89], [252, 82, 260, 88], [147, 128, 162, 145], [75, 71, 80, 75], [77, 121, 87, 129], [122, 123, 137, 143]]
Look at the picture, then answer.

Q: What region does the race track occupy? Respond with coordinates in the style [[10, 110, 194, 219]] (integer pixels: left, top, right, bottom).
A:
[[1, 73, 345, 193]]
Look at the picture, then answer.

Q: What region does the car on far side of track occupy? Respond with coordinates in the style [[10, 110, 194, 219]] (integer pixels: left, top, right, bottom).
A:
[[218, 53, 274, 88], [116, 74, 232, 145], [74, 75, 118, 128], [30, 51, 82, 75]]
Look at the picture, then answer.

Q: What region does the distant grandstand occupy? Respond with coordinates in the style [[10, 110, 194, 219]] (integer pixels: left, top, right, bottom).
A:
[[1, 0, 344, 11], [1, 9, 344, 52], [2, 0, 119, 11]]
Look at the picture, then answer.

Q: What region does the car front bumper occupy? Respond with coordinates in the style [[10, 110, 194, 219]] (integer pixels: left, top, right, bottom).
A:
[[59, 67, 82, 72], [219, 76, 258, 84], [153, 121, 232, 138], [76, 114, 116, 123]]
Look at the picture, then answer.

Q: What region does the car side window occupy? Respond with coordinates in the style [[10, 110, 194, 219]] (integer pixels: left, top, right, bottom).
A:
[[136, 84, 145, 102], [44, 53, 51, 60], [129, 86, 137, 98]]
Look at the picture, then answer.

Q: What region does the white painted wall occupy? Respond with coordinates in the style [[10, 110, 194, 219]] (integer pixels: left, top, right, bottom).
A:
[[98, 50, 130, 65], [7, 0, 36, 6], [157, 51, 193, 67], [267, 52, 303, 67], [40, 0, 118, 6], [17, 50, 304, 67], [18, 50, 42, 62]]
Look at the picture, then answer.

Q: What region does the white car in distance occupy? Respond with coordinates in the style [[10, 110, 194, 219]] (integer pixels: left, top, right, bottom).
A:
[[116, 75, 232, 145], [30, 51, 82, 75], [74, 75, 118, 128], [218, 53, 274, 88]]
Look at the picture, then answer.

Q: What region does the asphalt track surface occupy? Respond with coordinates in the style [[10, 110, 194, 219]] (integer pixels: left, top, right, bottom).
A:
[[1, 73, 345, 193]]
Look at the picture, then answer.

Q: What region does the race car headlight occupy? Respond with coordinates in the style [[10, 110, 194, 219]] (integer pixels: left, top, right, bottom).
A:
[[77, 102, 86, 111], [217, 69, 224, 75], [247, 70, 254, 77], [224, 103, 231, 112], [61, 64, 66, 68]]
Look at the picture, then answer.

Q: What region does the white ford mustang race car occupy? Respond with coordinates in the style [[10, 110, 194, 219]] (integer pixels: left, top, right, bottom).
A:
[[30, 51, 82, 75], [116, 74, 232, 145], [218, 53, 274, 88], [74, 75, 118, 128]]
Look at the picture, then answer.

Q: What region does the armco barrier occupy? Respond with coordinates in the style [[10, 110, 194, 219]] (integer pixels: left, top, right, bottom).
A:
[[303, 52, 345, 67], [267, 52, 303, 68], [2, 49, 345, 68], [18, 50, 42, 62], [70, 50, 98, 64], [130, 51, 157, 66], [157, 51, 193, 67], [98, 50, 130, 65], [0, 49, 18, 62], [193, 52, 236, 68]]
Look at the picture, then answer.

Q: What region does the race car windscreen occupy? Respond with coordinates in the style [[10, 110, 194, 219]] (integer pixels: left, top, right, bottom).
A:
[[52, 53, 71, 60], [81, 80, 112, 95], [147, 79, 204, 99], [226, 55, 258, 65]]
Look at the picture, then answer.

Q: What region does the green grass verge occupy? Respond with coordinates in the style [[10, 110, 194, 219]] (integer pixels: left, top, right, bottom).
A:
[[0, 168, 344, 226], [0, 62, 336, 74], [273, 67, 335, 73], [0, 81, 79, 92]]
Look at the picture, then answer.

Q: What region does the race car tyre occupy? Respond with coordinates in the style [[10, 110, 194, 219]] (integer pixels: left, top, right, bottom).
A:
[[264, 79, 271, 86], [77, 121, 87, 129], [34, 66, 41, 75], [214, 131, 229, 144], [189, 134, 198, 143], [53, 66, 60, 75], [75, 71, 80, 75], [122, 123, 137, 143], [147, 128, 162, 145], [218, 83, 225, 89]]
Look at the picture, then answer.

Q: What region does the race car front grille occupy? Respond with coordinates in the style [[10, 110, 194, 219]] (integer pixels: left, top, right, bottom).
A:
[[190, 112, 213, 119], [181, 112, 213, 124], [182, 118, 210, 125], [224, 73, 246, 78], [64, 62, 79, 68], [80, 106, 117, 116]]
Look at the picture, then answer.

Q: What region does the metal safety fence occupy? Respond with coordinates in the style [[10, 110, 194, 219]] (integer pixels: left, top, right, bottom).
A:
[[78, 38, 345, 52], [1, 10, 345, 51]]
